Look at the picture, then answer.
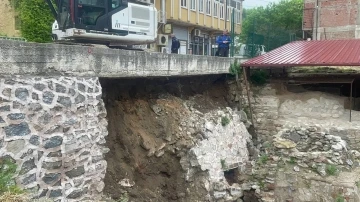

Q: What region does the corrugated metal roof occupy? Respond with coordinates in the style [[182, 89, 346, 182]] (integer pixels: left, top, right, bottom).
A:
[[241, 39, 360, 67]]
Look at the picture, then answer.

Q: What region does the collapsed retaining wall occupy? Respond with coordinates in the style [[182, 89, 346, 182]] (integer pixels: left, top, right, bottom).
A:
[[0, 76, 108, 201]]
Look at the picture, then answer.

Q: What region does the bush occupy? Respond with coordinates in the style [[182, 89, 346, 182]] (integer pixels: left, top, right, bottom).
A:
[[9, 0, 55, 42], [325, 164, 338, 176], [229, 60, 243, 77], [221, 116, 230, 126], [250, 69, 269, 86]]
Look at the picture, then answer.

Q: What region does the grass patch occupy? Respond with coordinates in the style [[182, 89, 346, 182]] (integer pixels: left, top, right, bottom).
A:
[[221, 116, 230, 126], [0, 157, 28, 202], [335, 194, 345, 202], [325, 164, 338, 176], [356, 181, 360, 188], [257, 179, 265, 189], [220, 159, 226, 170], [288, 157, 297, 165], [0, 191, 28, 202], [0, 158, 23, 194], [258, 154, 269, 165]]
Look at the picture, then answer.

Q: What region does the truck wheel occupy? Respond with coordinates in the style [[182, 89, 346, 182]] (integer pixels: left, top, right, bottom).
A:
[[52, 34, 58, 41]]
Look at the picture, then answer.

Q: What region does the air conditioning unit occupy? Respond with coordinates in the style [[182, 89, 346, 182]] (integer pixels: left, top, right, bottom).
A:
[[194, 29, 201, 36], [161, 47, 168, 53], [157, 34, 168, 46]]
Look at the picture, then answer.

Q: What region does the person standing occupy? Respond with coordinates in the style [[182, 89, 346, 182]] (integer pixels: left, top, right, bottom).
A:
[[170, 34, 180, 54], [216, 29, 231, 57]]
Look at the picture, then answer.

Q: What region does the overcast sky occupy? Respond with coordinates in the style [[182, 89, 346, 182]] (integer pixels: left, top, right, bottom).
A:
[[243, 0, 281, 8]]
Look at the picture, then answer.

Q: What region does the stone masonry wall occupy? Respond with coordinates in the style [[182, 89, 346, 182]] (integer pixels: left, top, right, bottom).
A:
[[0, 76, 108, 201], [237, 82, 360, 202]]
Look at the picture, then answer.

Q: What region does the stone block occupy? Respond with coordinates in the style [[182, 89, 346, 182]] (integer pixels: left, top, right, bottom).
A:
[[57, 96, 72, 107], [49, 189, 62, 198], [67, 189, 84, 199], [22, 173, 36, 185], [34, 83, 46, 91], [55, 84, 67, 93], [20, 158, 36, 175], [6, 139, 25, 155], [15, 88, 29, 101], [42, 173, 61, 184], [42, 161, 62, 169], [43, 91, 55, 104], [43, 136, 63, 149], [4, 122, 31, 137], [65, 166, 85, 178], [29, 135, 40, 146]]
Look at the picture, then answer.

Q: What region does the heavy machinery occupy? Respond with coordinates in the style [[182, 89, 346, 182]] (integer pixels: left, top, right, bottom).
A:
[[46, 0, 158, 48]]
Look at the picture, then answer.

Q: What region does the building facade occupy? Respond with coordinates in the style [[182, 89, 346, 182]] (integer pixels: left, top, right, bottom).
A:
[[154, 0, 243, 55], [303, 0, 360, 40], [0, 0, 20, 37]]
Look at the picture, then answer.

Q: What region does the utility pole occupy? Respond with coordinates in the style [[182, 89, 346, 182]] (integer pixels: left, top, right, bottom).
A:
[[224, 0, 227, 29], [230, 8, 235, 57]]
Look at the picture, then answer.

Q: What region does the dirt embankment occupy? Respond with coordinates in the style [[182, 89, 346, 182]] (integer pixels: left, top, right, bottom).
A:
[[100, 76, 230, 202]]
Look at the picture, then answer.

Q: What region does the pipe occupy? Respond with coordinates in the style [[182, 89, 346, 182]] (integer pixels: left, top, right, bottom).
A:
[[161, 0, 166, 23], [315, 0, 319, 40], [225, 0, 227, 29], [350, 79, 355, 122]]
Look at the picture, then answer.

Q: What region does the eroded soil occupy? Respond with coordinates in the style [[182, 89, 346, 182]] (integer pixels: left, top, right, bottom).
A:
[[100, 76, 229, 201]]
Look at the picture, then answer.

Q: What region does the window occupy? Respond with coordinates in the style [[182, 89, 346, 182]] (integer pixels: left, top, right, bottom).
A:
[[181, 0, 187, 7], [213, 2, 218, 17], [227, 7, 231, 21], [236, 2, 241, 9], [199, 0, 204, 12], [206, 0, 211, 15], [236, 10, 241, 24], [191, 0, 196, 10], [219, 4, 224, 19], [230, 0, 236, 8], [111, 0, 121, 10]]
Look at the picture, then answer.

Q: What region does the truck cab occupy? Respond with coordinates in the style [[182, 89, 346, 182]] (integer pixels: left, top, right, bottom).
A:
[[47, 0, 158, 45]]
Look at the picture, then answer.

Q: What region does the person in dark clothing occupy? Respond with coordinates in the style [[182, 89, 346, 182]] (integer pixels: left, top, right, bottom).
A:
[[171, 34, 180, 54], [216, 29, 231, 57]]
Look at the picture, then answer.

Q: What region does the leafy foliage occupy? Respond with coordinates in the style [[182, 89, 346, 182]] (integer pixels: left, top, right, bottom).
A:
[[221, 116, 230, 126], [250, 69, 269, 86], [0, 158, 23, 194], [257, 154, 268, 165], [8, 0, 55, 42], [229, 59, 243, 77], [325, 164, 338, 176], [335, 194, 345, 202], [240, 0, 303, 51]]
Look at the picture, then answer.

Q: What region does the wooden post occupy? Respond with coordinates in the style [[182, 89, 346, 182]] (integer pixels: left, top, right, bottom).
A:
[[350, 79, 354, 122], [243, 66, 255, 126]]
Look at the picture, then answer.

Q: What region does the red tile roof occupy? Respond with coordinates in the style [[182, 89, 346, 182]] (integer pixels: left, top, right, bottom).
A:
[[241, 39, 360, 67]]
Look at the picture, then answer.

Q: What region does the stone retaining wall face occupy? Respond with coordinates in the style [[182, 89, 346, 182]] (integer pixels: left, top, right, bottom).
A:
[[0, 76, 108, 201]]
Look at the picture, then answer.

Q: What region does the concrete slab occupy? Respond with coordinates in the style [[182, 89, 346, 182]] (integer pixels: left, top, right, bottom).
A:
[[0, 40, 234, 78]]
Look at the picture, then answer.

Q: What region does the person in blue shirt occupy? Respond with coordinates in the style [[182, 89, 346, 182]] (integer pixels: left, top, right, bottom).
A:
[[216, 29, 231, 57], [171, 34, 180, 54]]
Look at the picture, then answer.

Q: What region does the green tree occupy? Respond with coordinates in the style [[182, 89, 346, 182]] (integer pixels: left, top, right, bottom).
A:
[[9, 0, 55, 42], [240, 0, 303, 52]]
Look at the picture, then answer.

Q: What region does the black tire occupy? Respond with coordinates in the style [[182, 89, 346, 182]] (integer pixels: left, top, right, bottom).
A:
[[52, 34, 58, 41]]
